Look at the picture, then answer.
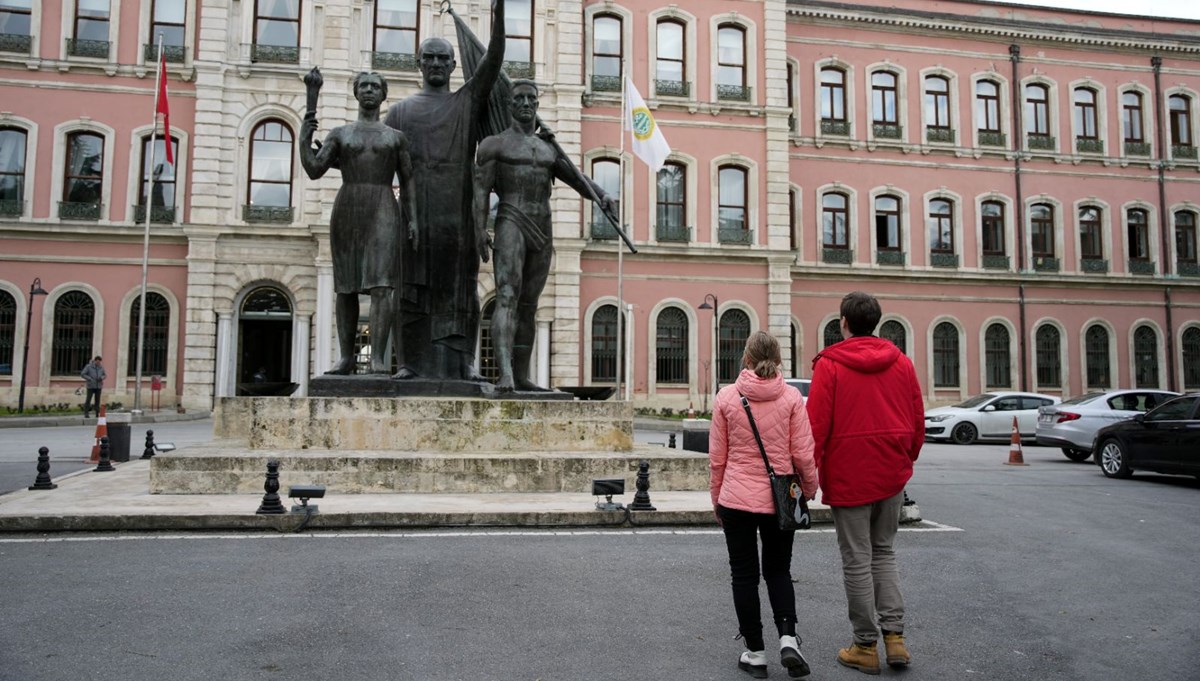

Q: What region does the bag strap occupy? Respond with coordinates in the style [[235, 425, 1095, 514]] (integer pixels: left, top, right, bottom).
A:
[[739, 393, 778, 481]]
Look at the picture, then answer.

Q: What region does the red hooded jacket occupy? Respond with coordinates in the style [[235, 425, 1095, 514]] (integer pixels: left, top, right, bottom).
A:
[[806, 335, 924, 507]]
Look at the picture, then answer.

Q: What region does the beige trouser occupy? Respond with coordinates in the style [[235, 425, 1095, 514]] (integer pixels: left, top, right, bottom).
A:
[[830, 491, 905, 644]]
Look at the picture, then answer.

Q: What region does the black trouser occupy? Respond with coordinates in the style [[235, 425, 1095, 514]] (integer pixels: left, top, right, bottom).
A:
[[83, 388, 101, 415], [719, 505, 798, 651]]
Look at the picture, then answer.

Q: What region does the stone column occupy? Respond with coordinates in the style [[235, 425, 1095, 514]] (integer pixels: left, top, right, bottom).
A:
[[314, 263, 334, 374], [214, 311, 233, 398], [293, 314, 311, 396], [537, 320, 551, 389]]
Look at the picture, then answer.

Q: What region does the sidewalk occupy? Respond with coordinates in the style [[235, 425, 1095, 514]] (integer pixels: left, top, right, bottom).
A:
[[0, 455, 922, 532], [0, 410, 211, 429]]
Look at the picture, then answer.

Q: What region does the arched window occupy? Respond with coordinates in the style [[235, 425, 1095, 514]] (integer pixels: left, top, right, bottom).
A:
[[871, 71, 898, 134], [976, 80, 1001, 141], [717, 309, 750, 384], [62, 131, 105, 219], [1127, 208, 1150, 261], [506, 0, 535, 74], [1133, 325, 1159, 388], [1079, 206, 1103, 260], [823, 319, 842, 349], [591, 304, 620, 383], [875, 195, 900, 251], [374, 0, 419, 67], [590, 158, 620, 238], [1177, 211, 1198, 265], [51, 291, 95, 376], [820, 67, 847, 132], [0, 290, 14, 375], [0, 127, 27, 215], [1169, 94, 1193, 152], [479, 299, 498, 381], [1085, 325, 1110, 389], [985, 324, 1010, 389], [241, 287, 291, 316], [822, 192, 848, 249], [655, 307, 688, 385], [1073, 87, 1098, 147], [150, 0, 187, 61], [1122, 91, 1145, 150], [138, 135, 179, 223], [655, 19, 686, 95], [925, 75, 951, 141], [246, 119, 294, 220], [1025, 83, 1051, 142], [928, 198, 954, 254], [981, 201, 1005, 256], [879, 319, 906, 353], [1031, 203, 1055, 258], [716, 24, 746, 101], [656, 162, 687, 242], [1183, 327, 1200, 390], [252, 0, 301, 63], [591, 14, 621, 91], [128, 292, 170, 376], [933, 322, 959, 387], [717, 165, 747, 242], [1035, 325, 1061, 388]]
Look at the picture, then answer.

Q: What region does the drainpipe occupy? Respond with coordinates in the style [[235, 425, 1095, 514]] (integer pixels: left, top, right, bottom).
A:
[[1152, 57, 1176, 391], [1010, 44, 1028, 392]]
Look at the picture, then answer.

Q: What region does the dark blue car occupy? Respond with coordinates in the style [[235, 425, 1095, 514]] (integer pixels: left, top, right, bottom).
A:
[[1094, 393, 1200, 480]]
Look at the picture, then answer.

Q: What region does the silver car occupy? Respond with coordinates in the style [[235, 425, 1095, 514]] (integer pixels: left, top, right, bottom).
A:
[[1036, 389, 1179, 462]]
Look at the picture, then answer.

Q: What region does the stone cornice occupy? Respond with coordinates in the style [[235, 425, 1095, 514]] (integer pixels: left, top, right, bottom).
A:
[[787, 1, 1200, 55]]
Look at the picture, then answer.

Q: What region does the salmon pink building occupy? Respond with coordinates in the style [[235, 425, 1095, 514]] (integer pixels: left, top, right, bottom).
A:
[[1, 0, 1198, 413]]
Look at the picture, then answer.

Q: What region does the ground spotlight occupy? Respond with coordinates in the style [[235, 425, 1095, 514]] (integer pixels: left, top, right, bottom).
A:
[[592, 478, 625, 511], [289, 484, 326, 514]]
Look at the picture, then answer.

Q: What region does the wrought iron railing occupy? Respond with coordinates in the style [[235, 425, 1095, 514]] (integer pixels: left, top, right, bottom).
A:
[[872, 123, 901, 140], [718, 227, 752, 244], [1081, 258, 1108, 273], [982, 254, 1010, 269], [876, 250, 905, 266], [133, 205, 176, 224], [1128, 259, 1156, 275], [655, 79, 689, 98], [1172, 144, 1198, 160], [503, 61, 535, 78], [1124, 141, 1152, 157], [821, 120, 850, 136], [822, 247, 853, 264], [243, 204, 294, 223], [1032, 256, 1060, 272], [655, 224, 690, 243], [926, 127, 955, 144], [591, 75, 621, 93], [0, 200, 21, 217], [0, 33, 32, 53], [251, 44, 300, 64], [373, 51, 418, 71], [1027, 134, 1055, 151], [716, 84, 751, 102], [1178, 261, 1200, 277], [930, 252, 959, 268], [59, 202, 102, 220], [1075, 138, 1104, 154], [67, 39, 110, 59], [144, 43, 185, 63], [978, 130, 1006, 147]]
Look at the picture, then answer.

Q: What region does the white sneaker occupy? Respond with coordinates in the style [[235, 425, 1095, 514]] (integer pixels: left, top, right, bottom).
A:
[[780, 635, 811, 678], [738, 650, 768, 679]]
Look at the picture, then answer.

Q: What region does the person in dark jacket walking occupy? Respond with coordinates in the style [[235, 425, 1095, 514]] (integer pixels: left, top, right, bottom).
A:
[[805, 292, 925, 675], [710, 331, 817, 679], [80, 356, 106, 418]]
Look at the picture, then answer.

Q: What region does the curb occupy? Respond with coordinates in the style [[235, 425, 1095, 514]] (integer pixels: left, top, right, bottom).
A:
[[0, 411, 211, 429]]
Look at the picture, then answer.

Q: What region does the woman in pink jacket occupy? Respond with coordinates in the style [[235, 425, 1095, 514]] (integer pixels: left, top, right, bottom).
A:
[[710, 330, 818, 679]]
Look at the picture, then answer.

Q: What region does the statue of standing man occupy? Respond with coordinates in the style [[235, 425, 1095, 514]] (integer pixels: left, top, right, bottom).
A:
[[383, 0, 506, 382], [474, 80, 617, 391]]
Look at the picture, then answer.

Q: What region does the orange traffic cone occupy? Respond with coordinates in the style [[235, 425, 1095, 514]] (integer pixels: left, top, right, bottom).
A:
[[88, 405, 108, 463], [687, 402, 696, 419], [1004, 415, 1028, 466]]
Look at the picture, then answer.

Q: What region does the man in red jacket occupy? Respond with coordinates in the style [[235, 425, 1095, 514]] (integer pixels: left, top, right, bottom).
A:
[[806, 291, 924, 675]]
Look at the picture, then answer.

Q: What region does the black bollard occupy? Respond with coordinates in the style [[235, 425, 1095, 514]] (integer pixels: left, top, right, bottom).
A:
[[28, 447, 58, 490], [93, 436, 115, 472], [629, 460, 657, 511], [140, 429, 156, 460], [256, 459, 286, 514], [668, 433, 677, 449]]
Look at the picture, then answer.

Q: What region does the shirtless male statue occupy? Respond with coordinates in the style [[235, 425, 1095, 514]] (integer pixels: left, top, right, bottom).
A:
[[474, 80, 617, 391]]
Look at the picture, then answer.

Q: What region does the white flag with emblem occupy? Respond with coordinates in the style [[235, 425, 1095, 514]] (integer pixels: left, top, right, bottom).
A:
[[624, 77, 671, 172]]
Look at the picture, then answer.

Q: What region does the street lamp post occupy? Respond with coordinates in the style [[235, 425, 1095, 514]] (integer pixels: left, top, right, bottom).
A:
[[698, 293, 719, 400], [18, 277, 49, 413]]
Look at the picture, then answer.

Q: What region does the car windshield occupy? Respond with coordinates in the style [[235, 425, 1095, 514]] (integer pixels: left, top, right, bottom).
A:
[[953, 394, 995, 409], [1059, 393, 1102, 406]]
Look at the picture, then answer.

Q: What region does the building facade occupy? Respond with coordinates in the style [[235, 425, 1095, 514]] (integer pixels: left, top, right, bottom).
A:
[[1, 0, 1198, 412]]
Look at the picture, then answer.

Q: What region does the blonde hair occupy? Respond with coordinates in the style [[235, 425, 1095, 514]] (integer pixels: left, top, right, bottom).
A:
[[742, 330, 782, 378]]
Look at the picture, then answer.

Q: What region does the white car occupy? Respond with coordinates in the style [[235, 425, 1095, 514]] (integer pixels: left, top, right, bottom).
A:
[[925, 392, 1061, 445], [1036, 389, 1179, 461]]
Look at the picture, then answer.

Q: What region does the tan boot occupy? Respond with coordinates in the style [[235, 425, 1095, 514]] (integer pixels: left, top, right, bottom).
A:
[[883, 632, 911, 668], [837, 641, 880, 675]]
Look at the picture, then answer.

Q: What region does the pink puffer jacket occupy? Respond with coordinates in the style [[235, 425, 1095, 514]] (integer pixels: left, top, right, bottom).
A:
[[709, 369, 818, 514]]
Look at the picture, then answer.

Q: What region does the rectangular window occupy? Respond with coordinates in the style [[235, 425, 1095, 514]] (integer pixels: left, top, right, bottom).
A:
[[1031, 206, 1054, 258], [1123, 92, 1144, 144], [1127, 210, 1150, 261], [254, 0, 300, 62], [0, 0, 33, 41], [374, 0, 418, 57], [75, 0, 110, 42], [1079, 207, 1102, 259], [1025, 84, 1050, 137], [981, 202, 1005, 255], [149, 0, 186, 61], [925, 76, 951, 130], [1177, 212, 1197, 263], [1074, 88, 1098, 140], [506, 0, 533, 65], [655, 20, 685, 92], [976, 81, 1001, 133], [717, 166, 747, 236], [872, 72, 897, 125], [63, 132, 105, 206], [0, 127, 26, 209], [591, 15, 621, 83], [928, 200, 954, 253], [656, 163, 686, 241], [875, 195, 899, 250], [822, 193, 848, 248], [820, 69, 846, 123]]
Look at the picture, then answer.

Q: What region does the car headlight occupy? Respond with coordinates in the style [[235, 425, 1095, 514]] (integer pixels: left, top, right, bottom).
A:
[[925, 414, 953, 422]]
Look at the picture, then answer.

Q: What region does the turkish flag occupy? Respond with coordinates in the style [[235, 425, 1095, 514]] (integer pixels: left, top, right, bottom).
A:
[[156, 53, 173, 165]]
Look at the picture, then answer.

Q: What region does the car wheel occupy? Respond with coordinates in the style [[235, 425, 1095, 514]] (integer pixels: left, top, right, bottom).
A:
[[1098, 439, 1132, 479], [1061, 448, 1092, 463], [950, 422, 978, 445]]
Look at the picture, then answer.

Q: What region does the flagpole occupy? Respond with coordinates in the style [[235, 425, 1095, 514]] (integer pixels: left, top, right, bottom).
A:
[[616, 60, 628, 402], [135, 35, 164, 413]]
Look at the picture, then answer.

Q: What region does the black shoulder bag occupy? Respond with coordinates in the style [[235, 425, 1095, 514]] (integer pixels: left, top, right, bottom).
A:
[[739, 393, 811, 530]]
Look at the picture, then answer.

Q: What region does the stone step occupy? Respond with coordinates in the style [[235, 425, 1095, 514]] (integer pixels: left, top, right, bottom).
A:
[[150, 446, 708, 495]]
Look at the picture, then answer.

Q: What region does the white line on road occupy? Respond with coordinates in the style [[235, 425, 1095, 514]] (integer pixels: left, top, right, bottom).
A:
[[0, 522, 963, 543]]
